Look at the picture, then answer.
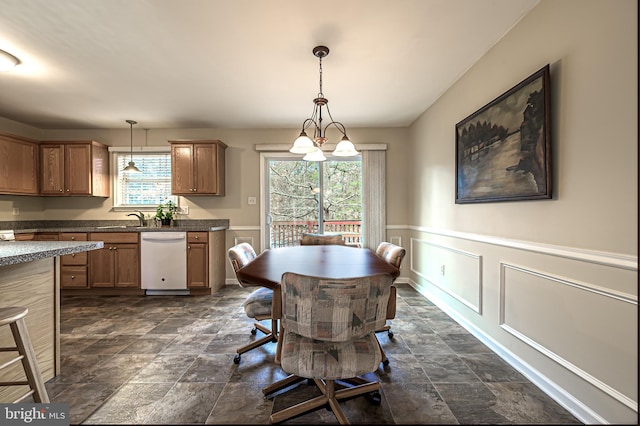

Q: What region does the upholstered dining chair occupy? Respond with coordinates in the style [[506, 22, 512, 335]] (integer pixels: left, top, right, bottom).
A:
[[263, 272, 393, 424], [227, 242, 277, 364], [374, 241, 407, 366], [300, 232, 345, 246]]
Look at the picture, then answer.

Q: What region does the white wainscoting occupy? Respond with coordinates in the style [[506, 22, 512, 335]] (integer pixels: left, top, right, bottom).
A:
[[500, 262, 637, 412], [408, 227, 638, 424], [410, 238, 482, 313]]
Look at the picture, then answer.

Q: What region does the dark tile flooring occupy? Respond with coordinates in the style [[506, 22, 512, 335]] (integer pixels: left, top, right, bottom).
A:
[[45, 284, 582, 424]]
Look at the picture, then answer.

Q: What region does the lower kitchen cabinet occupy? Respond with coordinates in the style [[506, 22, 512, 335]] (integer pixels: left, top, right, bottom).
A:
[[60, 233, 89, 288], [187, 232, 208, 288], [89, 233, 139, 288]]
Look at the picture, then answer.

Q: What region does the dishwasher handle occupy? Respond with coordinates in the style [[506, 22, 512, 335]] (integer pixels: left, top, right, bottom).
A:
[[141, 233, 186, 242]]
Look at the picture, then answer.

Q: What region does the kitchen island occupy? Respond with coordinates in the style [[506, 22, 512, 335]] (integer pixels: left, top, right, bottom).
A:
[[0, 240, 103, 402]]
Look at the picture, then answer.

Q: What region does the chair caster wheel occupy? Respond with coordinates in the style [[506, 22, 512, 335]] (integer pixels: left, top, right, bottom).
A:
[[388, 331, 394, 339], [233, 354, 241, 364], [250, 328, 257, 335], [369, 391, 382, 405], [382, 359, 390, 367]]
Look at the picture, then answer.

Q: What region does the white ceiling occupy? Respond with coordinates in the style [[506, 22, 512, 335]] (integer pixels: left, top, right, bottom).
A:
[[0, 0, 539, 130]]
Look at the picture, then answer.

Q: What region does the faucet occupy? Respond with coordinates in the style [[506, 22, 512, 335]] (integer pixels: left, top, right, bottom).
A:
[[127, 211, 145, 227]]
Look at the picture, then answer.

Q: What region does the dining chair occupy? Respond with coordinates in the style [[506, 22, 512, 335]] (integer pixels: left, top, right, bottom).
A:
[[374, 241, 406, 366], [300, 232, 345, 246], [227, 242, 277, 364], [263, 272, 393, 424]]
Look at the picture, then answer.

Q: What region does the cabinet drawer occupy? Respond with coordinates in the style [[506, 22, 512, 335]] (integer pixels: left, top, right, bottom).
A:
[[34, 233, 59, 241], [187, 232, 208, 243], [61, 251, 87, 265], [60, 233, 88, 242], [90, 232, 139, 243], [61, 266, 88, 288]]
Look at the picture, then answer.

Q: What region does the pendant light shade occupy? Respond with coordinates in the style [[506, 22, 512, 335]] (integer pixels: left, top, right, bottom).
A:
[[302, 147, 327, 162], [331, 135, 358, 157], [123, 119, 141, 173]]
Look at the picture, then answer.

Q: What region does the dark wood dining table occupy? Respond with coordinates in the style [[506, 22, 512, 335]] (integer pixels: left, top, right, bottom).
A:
[[235, 245, 400, 289]]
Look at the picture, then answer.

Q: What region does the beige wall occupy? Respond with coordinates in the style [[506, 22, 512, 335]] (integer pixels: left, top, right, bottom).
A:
[[407, 0, 637, 423]]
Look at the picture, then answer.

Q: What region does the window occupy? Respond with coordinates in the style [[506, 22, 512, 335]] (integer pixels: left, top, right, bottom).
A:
[[113, 151, 177, 210]]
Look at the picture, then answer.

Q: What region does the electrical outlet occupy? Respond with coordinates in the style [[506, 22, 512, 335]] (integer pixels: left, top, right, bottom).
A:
[[181, 206, 189, 214], [12, 208, 19, 216], [248, 197, 257, 205], [440, 265, 445, 276]]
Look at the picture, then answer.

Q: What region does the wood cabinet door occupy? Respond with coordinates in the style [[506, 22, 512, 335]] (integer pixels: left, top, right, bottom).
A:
[[40, 144, 65, 194], [171, 144, 194, 195], [113, 243, 139, 288], [193, 143, 217, 194], [187, 242, 208, 287], [65, 143, 92, 195], [89, 246, 115, 287], [0, 137, 38, 195]]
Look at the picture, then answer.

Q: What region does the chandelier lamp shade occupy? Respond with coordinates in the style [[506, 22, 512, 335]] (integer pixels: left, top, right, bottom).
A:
[[289, 46, 359, 161], [122, 119, 141, 173]]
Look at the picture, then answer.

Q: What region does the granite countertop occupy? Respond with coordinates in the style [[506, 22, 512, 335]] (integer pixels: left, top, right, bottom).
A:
[[0, 241, 104, 267], [1, 219, 230, 235]]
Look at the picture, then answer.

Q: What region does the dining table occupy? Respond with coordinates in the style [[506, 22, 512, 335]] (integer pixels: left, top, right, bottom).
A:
[[235, 245, 400, 289]]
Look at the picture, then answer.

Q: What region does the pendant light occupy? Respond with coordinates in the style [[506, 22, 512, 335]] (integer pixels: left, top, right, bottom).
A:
[[123, 119, 141, 173], [290, 46, 359, 161]]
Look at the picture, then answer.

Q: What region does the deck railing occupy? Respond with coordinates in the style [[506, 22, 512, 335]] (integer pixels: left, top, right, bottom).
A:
[[270, 220, 362, 247]]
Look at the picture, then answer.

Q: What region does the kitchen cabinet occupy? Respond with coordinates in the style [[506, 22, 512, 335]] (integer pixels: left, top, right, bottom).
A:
[[89, 233, 139, 288], [0, 133, 39, 195], [187, 232, 208, 288], [169, 140, 226, 196], [60, 233, 89, 288], [40, 140, 109, 197]]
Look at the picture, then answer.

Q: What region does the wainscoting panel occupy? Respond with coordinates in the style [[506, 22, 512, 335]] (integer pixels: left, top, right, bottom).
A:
[[410, 237, 482, 313], [500, 262, 637, 411]]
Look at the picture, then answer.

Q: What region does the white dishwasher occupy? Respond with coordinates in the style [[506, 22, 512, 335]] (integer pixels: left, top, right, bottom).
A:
[[140, 232, 188, 295]]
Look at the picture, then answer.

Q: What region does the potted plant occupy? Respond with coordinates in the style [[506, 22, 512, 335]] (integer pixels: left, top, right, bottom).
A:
[[155, 200, 178, 226]]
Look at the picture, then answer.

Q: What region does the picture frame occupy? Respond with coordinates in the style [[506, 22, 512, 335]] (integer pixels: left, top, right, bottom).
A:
[[455, 65, 552, 204]]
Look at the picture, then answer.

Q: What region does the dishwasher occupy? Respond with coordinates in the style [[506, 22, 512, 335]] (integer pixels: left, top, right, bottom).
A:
[[140, 232, 188, 295]]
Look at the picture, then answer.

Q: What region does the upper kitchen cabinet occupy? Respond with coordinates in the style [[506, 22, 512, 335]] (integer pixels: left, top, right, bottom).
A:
[[169, 140, 226, 196], [0, 133, 39, 195], [40, 140, 109, 197]]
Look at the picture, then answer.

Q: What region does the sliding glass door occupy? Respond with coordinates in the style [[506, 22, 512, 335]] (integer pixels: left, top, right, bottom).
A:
[[263, 154, 362, 249]]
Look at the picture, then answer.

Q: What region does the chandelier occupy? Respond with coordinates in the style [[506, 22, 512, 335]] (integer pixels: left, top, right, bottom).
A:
[[289, 46, 358, 161]]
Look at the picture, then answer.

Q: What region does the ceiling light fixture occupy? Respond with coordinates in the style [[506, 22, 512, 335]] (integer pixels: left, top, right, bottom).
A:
[[123, 119, 141, 173], [289, 46, 358, 161], [0, 49, 20, 72]]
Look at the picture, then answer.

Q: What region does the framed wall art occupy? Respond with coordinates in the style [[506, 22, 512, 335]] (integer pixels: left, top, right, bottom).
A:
[[455, 65, 552, 204]]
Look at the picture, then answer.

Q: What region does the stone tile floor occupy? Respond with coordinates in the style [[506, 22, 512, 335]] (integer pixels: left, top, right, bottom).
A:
[[44, 284, 582, 424]]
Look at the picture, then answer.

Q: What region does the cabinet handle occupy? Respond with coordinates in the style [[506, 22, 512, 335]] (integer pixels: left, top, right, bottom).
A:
[[71, 253, 76, 257], [194, 236, 199, 239], [66, 189, 70, 192], [59, 189, 63, 192], [71, 275, 75, 279], [71, 237, 75, 240], [188, 245, 191, 249]]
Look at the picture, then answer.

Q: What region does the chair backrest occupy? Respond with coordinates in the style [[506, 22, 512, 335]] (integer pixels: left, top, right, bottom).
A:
[[375, 242, 406, 269], [228, 243, 257, 283], [279, 272, 393, 342], [300, 233, 345, 246]]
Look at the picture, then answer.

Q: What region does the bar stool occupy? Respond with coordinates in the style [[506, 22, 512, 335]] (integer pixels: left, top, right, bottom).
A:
[[0, 307, 50, 403]]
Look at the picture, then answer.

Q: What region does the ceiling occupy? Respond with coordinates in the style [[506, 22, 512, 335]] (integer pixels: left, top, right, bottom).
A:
[[0, 0, 539, 130]]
